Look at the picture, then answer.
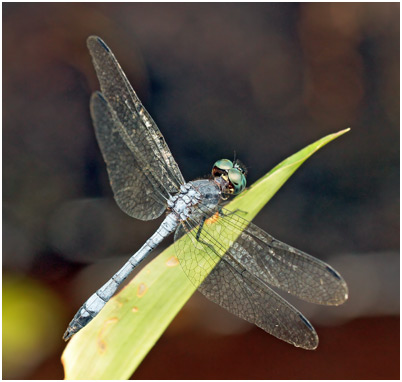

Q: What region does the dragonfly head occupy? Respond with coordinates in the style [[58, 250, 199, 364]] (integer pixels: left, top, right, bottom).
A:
[[212, 159, 247, 195]]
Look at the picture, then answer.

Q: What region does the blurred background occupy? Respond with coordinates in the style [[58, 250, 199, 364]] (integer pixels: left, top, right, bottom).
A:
[[3, 2, 399, 379]]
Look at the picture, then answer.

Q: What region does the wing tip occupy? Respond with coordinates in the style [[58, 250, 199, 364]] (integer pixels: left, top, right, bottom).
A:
[[89, 92, 108, 121], [334, 283, 349, 305], [324, 265, 349, 305], [298, 313, 314, 331], [87, 35, 110, 53], [297, 313, 319, 350], [325, 265, 342, 280], [91, 91, 107, 104]]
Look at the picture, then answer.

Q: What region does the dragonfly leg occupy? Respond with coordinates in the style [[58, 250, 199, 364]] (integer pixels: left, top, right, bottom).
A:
[[219, 207, 247, 217], [194, 216, 220, 255], [195, 216, 206, 241]]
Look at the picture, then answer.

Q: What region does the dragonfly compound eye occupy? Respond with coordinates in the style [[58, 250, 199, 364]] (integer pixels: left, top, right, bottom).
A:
[[228, 168, 246, 195], [212, 158, 234, 178]]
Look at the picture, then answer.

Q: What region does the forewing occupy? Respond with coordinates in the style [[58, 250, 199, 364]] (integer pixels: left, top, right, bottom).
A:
[[90, 92, 166, 220], [87, 36, 185, 209], [174, 218, 318, 349]]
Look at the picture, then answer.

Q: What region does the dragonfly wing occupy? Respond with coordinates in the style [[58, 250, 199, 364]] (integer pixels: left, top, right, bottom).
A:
[[87, 36, 185, 218], [219, 208, 348, 305], [200, 253, 319, 349], [90, 92, 167, 220], [174, 218, 319, 349]]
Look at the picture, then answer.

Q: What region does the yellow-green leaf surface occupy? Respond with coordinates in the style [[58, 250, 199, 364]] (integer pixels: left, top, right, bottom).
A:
[[62, 128, 349, 380]]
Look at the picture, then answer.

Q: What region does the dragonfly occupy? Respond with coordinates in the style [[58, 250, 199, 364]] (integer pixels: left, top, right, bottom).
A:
[[63, 36, 348, 349]]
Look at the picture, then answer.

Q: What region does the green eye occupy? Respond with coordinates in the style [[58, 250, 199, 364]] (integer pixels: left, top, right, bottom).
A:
[[213, 159, 233, 171], [228, 168, 246, 194], [212, 158, 247, 194], [212, 159, 234, 178]]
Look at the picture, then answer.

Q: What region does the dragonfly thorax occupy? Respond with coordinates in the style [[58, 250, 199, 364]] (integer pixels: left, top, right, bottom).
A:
[[166, 180, 223, 222], [167, 183, 203, 221]]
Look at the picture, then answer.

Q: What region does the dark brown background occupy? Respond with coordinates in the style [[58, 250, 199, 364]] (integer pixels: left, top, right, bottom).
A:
[[3, 3, 399, 379]]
